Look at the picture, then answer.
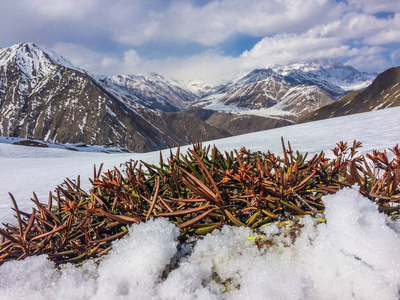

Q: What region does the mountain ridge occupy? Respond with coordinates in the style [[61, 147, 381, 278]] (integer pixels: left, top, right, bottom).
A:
[[185, 67, 337, 135], [0, 43, 228, 152], [101, 73, 198, 112], [271, 60, 377, 91], [299, 65, 400, 123], [2, 42, 396, 152]]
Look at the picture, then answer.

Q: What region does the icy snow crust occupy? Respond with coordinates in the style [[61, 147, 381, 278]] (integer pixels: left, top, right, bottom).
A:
[[0, 107, 400, 299]]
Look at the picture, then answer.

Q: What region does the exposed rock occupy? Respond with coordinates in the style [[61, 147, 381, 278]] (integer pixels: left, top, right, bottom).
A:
[[0, 43, 228, 152], [101, 73, 198, 112], [299, 66, 400, 123]]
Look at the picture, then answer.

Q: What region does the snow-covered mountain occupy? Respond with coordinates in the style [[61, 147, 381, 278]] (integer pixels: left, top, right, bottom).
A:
[[184, 61, 380, 135], [0, 43, 81, 98], [272, 60, 377, 92], [194, 70, 334, 116], [0, 43, 227, 152], [101, 73, 198, 112], [0, 42, 80, 77], [301, 65, 400, 123], [236, 68, 282, 86], [186, 68, 335, 135], [184, 79, 215, 97], [0, 43, 388, 150]]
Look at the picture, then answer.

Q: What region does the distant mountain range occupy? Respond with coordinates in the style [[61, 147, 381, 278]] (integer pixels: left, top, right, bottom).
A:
[[184, 61, 377, 135], [100, 73, 198, 112], [0, 43, 227, 152], [300, 66, 400, 123], [0, 42, 397, 152], [272, 60, 377, 92]]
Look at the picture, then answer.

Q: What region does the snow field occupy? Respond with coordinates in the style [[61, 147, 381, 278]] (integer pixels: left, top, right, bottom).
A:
[[2, 105, 399, 221], [0, 107, 400, 299]]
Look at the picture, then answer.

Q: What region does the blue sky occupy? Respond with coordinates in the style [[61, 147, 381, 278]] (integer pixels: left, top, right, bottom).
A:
[[0, 0, 399, 83]]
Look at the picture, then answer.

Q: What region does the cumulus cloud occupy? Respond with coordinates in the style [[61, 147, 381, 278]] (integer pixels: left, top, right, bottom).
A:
[[145, 51, 243, 83], [238, 17, 394, 73], [55, 43, 242, 83], [110, 0, 344, 47], [1, 0, 399, 82], [53, 43, 120, 75], [318, 12, 400, 46], [1, 0, 343, 47], [365, 29, 400, 45], [347, 0, 400, 14], [27, 0, 96, 20], [242, 34, 345, 63], [360, 14, 400, 45], [123, 50, 142, 68], [345, 54, 389, 72]]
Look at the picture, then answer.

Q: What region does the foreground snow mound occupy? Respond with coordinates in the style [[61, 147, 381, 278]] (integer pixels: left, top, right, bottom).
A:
[[95, 218, 180, 298], [0, 188, 399, 300]]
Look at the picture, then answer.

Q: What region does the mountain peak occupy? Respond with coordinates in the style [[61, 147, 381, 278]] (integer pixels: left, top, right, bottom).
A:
[[101, 72, 198, 112], [271, 60, 342, 74], [271, 60, 376, 91], [236, 68, 282, 86], [0, 42, 79, 77]]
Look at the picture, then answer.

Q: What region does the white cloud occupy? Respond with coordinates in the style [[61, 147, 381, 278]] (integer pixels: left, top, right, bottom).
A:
[[365, 29, 400, 45], [390, 50, 400, 65], [347, 0, 400, 14], [119, 50, 243, 84], [53, 43, 119, 76], [53, 30, 390, 84], [52, 43, 244, 84], [345, 55, 390, 72], [106, 0, 345, 47], [361, 14, 400, 45], [308, 11, 400, 43], [3, 0, 398, 82], [123, 50, 142, 68], [147, 51, 242, 83], [240, 33, 348, 67], [2, 0, 343, 48], [238, 29, 391, 73], [27, 0, 96, 20]]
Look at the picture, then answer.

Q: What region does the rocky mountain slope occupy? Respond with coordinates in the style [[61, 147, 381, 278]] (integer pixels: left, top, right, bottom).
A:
[[184, 62, 378, 135], [299, 66, 400, 123], [0, 43, 228, 152], [272, 60, 377, 92], [186, 68, 336, 135], [101, 73, 198, 112], [1, 43, 385, 149]]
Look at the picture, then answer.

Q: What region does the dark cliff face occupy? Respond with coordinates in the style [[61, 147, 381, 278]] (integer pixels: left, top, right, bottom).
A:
[[0, 43, 228, 152], [299, 66, 400, 123]]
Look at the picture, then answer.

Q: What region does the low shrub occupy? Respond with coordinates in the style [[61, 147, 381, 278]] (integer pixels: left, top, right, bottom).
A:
[[0, 139, 399, 265]]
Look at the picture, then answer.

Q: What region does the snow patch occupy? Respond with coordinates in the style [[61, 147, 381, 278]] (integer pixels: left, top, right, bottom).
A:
[[0, 189, 399, 299]]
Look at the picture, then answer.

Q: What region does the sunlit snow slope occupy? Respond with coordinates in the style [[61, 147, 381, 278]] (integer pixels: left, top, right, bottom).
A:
[[0, 107, 399, 300]]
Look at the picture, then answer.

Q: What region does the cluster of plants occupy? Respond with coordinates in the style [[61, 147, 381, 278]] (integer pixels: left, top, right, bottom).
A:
[[0, 139, 399, 265]]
